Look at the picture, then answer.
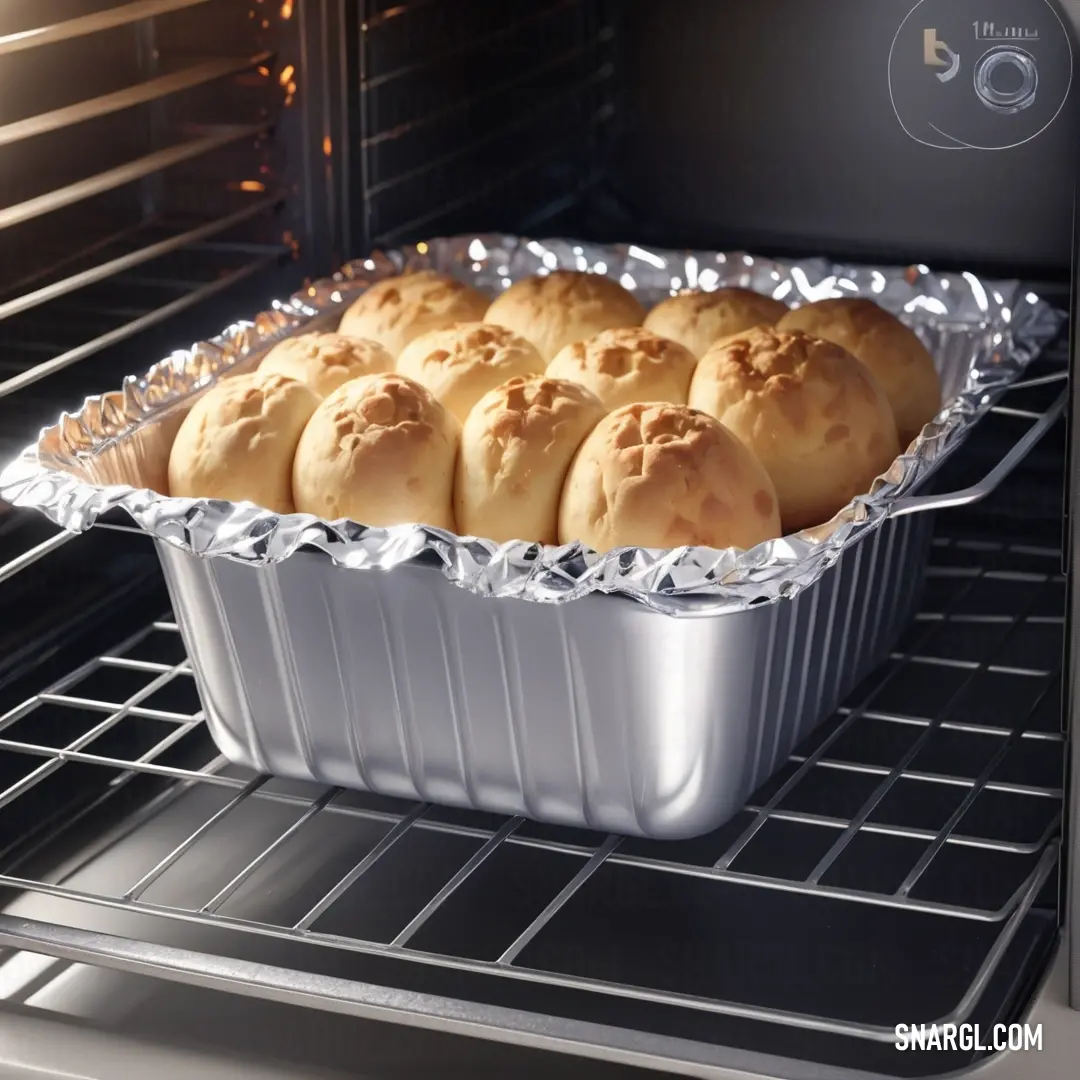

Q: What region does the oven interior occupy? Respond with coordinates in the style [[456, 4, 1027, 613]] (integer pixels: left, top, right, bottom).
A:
[[0, 2, 1074, 1077]]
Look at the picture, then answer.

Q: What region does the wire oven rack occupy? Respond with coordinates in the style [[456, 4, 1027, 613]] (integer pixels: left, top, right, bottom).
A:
[[0, 524, 1066, 1077], [0, 0, 300, 448]]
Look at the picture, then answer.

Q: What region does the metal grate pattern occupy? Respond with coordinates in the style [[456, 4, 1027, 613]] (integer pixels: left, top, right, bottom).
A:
[[0, 0, 297, 410], [0, 222, 288, 401], [354, 0, 617, 248], [0, 535, 1065, 1074]]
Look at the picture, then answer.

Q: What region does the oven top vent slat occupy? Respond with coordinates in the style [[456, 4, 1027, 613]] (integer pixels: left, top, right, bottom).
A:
[[0, 0, 215, 58]]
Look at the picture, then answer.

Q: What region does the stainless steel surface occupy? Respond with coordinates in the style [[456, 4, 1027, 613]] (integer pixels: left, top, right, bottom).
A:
[[0, 530, 1066, 1077], [1068, 217, 1080, 1012], [0, 938, 1071, 1080], [156, 510, 929, 837]]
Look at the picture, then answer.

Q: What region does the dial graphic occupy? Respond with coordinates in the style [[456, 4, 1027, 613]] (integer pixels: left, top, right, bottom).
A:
[[973, 46, 1038, 113], [889, 0, 1073, 149]]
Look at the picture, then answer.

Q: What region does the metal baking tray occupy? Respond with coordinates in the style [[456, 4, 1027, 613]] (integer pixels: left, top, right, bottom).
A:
[[0, 236, 1066, 839]]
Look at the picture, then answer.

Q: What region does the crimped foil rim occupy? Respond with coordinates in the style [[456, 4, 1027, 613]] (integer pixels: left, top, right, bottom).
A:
[[0, 234, 1063, 616]]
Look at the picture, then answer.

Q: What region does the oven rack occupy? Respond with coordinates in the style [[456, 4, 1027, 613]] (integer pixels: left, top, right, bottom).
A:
[[0, 226, 290, 402], [0, 531, 1065, 1075], [0, 2, 217, 56], [0, 0, 296, 425]]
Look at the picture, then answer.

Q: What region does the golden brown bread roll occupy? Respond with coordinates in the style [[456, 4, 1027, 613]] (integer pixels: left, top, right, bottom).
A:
[[776, 297, 941, 445], [292, 372, 459, 530], [558, 402, 781, 553], [260, 332, 394, 399], [337, 271, 489, 359], [395, 322, 546, 423], [545, 327, 698, 411], [484, 270, 646, 361], [688, 327, 900, 533], [167, 372, 320, 514], [456, 375, 606, 545], [643, 287, 789, 358]]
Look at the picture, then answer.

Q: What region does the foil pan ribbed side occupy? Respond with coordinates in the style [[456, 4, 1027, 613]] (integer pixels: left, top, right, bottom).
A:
[[0, 235, 1064, 617]]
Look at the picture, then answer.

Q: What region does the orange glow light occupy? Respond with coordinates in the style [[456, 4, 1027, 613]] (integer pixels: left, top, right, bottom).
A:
[[239, 180, 266, 192], [278, 64, 295, 86], [287, 81, 297, 95], [281, 1, 295, 18], [257, 65, 270, 77], [322, 136, 333, 156]]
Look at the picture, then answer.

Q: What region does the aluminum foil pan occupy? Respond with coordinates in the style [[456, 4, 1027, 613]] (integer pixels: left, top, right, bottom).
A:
[[0, 235, 1064, 617]]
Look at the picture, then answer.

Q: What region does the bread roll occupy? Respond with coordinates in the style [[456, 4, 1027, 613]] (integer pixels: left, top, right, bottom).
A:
[[292, 372, 459, 530], [643, 288, 789, 358], [168, 372, 319, 514], [776, 298, 941, 445], [546, 327, 698, 411], [395, 322, 545, 423], [260, 332, 393, 399], [337, 271, 489, 358], [485, 270, 645, 361], [456, 376, 606, 545], [558, 402, 781, 553], [688, 327, 900, 533]]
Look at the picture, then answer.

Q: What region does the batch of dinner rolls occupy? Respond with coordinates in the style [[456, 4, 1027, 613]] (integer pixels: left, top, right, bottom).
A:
[[167, 266, 942, 553]]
